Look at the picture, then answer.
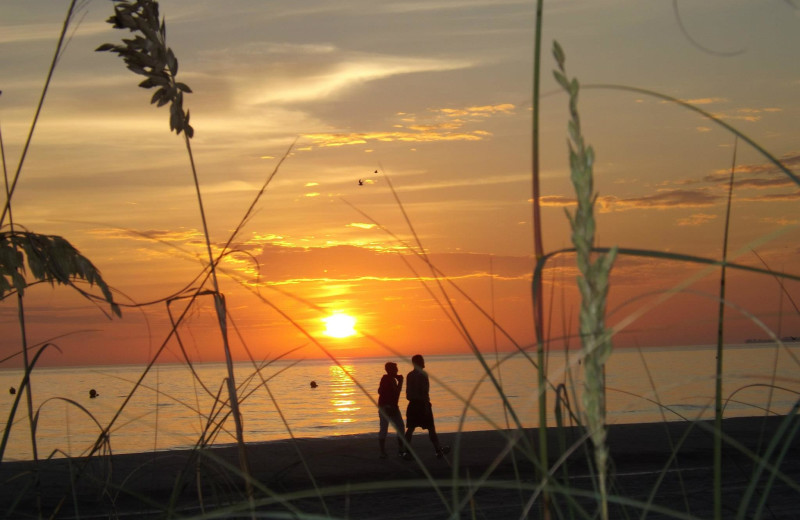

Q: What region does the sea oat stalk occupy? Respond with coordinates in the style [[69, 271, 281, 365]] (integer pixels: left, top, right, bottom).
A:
[[96, 0, 252, 502], [553, 40, 617, 520]]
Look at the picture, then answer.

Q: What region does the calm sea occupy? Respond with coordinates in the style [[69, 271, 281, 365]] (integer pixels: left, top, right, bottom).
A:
[[1, 344, 797, 461]]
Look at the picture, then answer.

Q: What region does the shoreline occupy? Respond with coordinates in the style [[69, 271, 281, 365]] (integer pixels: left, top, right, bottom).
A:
[[1, 414, 798, 518]]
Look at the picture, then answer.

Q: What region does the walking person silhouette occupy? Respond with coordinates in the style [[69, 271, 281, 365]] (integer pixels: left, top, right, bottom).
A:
[[377, 362, 405, 458], [403, 354, 449, 459]]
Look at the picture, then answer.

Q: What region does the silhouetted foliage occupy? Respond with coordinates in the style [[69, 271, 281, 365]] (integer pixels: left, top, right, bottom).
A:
[[96, 0, 194, 137], [0, 231, 120, 317]]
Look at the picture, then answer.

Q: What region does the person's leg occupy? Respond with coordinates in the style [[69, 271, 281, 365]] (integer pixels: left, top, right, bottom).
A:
[[401, 426, 416, 459], [404, 402, 416, 448], [378, 408, 389, 457], [405, 425, 415, 445], [390, 409, 405, 454], [429, 425, 450, 457], [428, 424, 441, 451], [427, 408, 449, 457]]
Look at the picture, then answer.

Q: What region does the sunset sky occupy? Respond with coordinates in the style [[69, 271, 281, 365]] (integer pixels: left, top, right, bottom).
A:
[[1, 0, 798, 367]]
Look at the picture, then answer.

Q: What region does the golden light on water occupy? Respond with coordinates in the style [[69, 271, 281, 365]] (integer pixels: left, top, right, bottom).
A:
[[322, 313, 357, 338], [329, 364, 359, 424]]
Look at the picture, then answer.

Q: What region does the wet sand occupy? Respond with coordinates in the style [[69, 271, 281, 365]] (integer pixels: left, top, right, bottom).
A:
[[1, 414, 798, 519]]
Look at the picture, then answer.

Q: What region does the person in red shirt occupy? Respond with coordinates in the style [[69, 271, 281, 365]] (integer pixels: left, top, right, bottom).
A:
[[377, 361, 405, 458]]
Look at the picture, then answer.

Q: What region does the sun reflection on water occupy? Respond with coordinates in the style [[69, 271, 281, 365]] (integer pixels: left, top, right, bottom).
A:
[[329, 364, 359, 424]]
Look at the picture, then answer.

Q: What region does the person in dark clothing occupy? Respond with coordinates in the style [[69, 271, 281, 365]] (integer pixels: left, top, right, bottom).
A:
[[377, 361, 405, 458], [403, 354, 449, 459]]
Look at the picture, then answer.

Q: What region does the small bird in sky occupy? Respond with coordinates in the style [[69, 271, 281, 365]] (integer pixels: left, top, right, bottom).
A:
[[358, 179, 363, 186]]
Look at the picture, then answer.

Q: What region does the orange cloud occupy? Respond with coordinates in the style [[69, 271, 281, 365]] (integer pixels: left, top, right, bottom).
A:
[[436, 104, 515, 117], [541, 191, 720, 212], [680, 97, 728, 105], [709, 106, 783, 123], [703, 152, 800, 190], [347, 222, 376, 230], [91, 228, 204, 243], [676, 213, 717, 226], [536, 152, 800, 217], [760, 216, 799, 226], [303, 130, 488, 147], [539, 195, 575, 207], [713, 152, 800, 176], [303, 103, 514, 148], [738, 191, 800, 202], [599, 189, 721, 211]]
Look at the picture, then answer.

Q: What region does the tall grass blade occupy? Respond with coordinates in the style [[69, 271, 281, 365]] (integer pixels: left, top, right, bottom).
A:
[[714, 135, 738, 519], [531, 2, 551, 518]]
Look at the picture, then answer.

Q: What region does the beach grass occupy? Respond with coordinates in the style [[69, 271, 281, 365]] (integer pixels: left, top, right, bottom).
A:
[[1, 1, 799, 519]]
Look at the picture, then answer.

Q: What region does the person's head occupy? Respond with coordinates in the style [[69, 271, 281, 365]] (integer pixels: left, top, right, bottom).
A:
[[384, 362, 398, 376], [411, 354, 425, 370]]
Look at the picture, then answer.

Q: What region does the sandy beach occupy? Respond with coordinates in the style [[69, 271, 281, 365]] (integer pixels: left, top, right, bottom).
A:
[[1, 414, 798, 519]]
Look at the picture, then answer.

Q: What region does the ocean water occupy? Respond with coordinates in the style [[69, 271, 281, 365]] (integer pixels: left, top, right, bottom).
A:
[[1, 344, 798, 461]]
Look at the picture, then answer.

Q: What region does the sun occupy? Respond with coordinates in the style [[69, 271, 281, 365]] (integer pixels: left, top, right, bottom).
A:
[[322, 313, 357, 338]]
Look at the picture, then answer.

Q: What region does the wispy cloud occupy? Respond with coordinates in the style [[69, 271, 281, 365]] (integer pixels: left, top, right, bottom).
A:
[[91, 228, 204, 243], [711, 106, 784, 123], [551, 153, 800, 217], [597, 189, 721, 212], [434, 104, 515, 117], [676, 213, 717, 226], [303, 103, 515, 147], [303, 129, 487, 147], [704, 151, 800, 189], [0, 19, 110, 45], [760, 215, 799, 226], [381, 0, 528, 14], [348, 222, 377, 230], [722, 152, 799, 175], [738, 191, 800, 202], [666, 97, 783, 124], [679, 97, 728, 105], [234, 52, 474, 105], [539, 195, 575, 207]]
